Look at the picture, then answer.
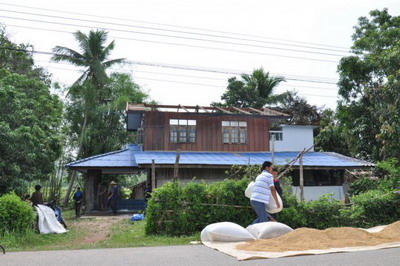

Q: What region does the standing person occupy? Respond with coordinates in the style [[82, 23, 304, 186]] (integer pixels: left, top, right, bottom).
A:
[[31, 184, 44, 207], [97, 182, 108, 211], [108, 181, 119, 215], [269, 169, 283, 221], [250, 161, 280, 225], [73, 187, 83, 218]]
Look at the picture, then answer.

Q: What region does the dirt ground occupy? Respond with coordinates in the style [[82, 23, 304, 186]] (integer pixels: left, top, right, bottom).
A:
[[69, 215, 130, 244]]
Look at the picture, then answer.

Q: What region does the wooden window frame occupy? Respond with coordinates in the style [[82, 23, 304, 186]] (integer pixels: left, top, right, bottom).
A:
[[222, 121, 247, 144], [170, 119, 196, 143]]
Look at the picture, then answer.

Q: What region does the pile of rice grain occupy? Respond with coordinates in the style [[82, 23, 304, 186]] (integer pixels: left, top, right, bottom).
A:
[[237, 221, 400, 252]]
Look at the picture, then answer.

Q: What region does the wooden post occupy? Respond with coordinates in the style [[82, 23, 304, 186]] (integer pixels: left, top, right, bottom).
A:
[[151, 160, 156, 191], [85, 169, 102, 211], [299, 153, 304, 202], [271, 134, 276, 164], [173, 149, 181, 181]]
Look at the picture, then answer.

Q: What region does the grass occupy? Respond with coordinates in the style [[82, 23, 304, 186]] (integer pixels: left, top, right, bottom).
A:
[[1, 210, 200, 252], [97, 220, 200, 249]]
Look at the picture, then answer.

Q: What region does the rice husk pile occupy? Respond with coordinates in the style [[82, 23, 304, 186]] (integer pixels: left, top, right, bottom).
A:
[[237, 221, 400, 252]]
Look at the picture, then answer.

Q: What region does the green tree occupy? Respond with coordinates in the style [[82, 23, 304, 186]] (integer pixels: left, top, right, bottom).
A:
[[315, 109, 351, 156], [0, 26, 50, 83], [52, 30, 124, 89], [65, 73, 149, 158], [52, 30, 125, 204], [273, 91, 322, 125], [336, 9, 400, 161], [0, 27, 62, 195], [0, 70, 63, 195], [217, 67, 286, 108]]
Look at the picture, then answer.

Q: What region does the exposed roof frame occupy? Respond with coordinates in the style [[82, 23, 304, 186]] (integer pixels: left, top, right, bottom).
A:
[[231, 106, 251, 115], [214, 106, 232, 114], [127, 103, 290, 117]]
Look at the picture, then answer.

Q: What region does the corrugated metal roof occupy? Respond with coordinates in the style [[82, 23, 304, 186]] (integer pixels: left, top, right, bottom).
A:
[[66, 144, 374, 169], [65, 147, 138, 168]]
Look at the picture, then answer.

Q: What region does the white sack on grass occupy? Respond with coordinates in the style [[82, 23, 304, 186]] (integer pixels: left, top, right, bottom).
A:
[[201, 222, 255, 242], [244, 181, 283, 214], [35, 204, 67, 234], [246, 222, 293, 239]]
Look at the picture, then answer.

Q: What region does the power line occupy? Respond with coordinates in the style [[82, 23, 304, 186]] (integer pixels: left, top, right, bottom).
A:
[[0, 8, 349, 56], [0, 2, 350, 51], [36, 55, 338, 83], [1, 46, 338, 84], [39, 59, 339, 89], [41, 64, 339, 99], [1, 16, 341, 63]]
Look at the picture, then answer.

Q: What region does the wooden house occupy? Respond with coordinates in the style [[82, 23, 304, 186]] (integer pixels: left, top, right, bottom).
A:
[[67, 104, 373, 211]]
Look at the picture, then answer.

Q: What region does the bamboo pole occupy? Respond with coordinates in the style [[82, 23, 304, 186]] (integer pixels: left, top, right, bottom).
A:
[[151, 160, 156, 191], [173, 149, 181, 181], [299, 153, 305, 202]]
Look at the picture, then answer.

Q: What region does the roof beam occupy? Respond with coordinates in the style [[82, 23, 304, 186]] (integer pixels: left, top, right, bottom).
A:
[[197, 105, 210, 113], [214, 106, 232, 114], [179, 105, 190, 112], [232, 106, 251, 115], [248, 107, 264, 114]]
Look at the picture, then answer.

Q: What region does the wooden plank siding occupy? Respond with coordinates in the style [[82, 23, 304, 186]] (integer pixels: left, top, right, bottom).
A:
[[143, 111, 271, 151]]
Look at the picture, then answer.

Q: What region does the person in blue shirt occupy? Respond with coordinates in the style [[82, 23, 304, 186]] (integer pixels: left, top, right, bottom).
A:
[[73, 187, 83, 218], [108, 181, 119, 215], [250, 161, 281, 225]]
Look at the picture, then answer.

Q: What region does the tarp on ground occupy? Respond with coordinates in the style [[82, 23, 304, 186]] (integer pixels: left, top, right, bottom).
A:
[[202, 225, 400, 261], [35, 204, 67, 234]]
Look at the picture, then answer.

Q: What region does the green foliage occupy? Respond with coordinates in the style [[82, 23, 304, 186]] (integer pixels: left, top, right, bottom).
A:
[[336, 9, 400, 161], [302, 194, 342, 229], [52, 30, 124, 87], [0, 26, 50, 83], [146, 160, 400, 236], [145, 178, 254, 236], [315, 109, 350, 155], [0, 193, 35, 234], [225, 164, 261, 180], [349, 177, 380, 196], [375, 158, 400, 190], [0, 69, 63, 195], [278, 206, 307, 228], [350, 190, 400, 227], [214, 67, 285, 108], [273, 91, 322, 126]]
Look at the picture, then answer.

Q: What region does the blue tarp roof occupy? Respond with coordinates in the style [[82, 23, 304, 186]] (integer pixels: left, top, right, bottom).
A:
[[66, 144, 374, 169]]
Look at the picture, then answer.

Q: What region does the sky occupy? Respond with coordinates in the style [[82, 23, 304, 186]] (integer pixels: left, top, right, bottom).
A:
[[1, 0, 399, 110]]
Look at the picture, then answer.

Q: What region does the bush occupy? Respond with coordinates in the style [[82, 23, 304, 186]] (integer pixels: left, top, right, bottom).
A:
[[350, 177, 380, 196], [302, 194, 342, 229], [0, 193, 35, 234], [145, 178, 254, 236], [349, 189, 400, 227]]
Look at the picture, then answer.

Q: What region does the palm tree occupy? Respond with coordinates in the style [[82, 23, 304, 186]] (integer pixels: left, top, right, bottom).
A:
[[241, 68, 286, 108], [52, 30, 124, 89], [52, 30, 124, 206]]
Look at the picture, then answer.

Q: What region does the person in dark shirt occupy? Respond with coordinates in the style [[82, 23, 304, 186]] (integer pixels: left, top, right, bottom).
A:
[[31, 184, 44, 207], [108, 181, 119, 215], [73, 187, 83, 218], [269, 170, 283, 221]]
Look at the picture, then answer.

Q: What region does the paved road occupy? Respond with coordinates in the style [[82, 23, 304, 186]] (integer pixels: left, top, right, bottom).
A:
[[1, 245, 399, 266]]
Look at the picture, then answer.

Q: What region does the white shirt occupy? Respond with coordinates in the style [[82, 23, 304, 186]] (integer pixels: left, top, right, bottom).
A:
[[250, 170, 274, 204]]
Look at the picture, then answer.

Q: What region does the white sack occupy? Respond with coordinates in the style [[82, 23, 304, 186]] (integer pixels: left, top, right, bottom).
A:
[[201, 222, 255, 242], [244, 181, 283, 214], [246, 222, 293, 239], [35, 204, 67, 234]]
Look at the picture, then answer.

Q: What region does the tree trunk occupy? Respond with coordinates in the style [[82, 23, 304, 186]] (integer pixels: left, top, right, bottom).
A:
[[85, 169, 102, 211], [62, 112, 88, 207]]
